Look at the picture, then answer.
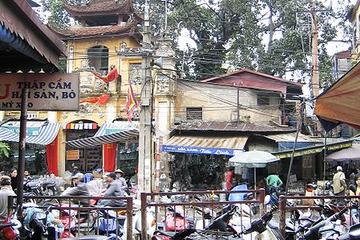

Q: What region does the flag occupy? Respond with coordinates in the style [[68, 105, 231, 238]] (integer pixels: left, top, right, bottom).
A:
[[80, 94, 110, 105], [125, 82, 139, 122], [91, 67, 119, 83]]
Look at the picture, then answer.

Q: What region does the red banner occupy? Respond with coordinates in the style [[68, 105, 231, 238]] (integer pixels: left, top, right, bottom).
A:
[[103, 143, 116, 172], [46, 135, 59, 176]]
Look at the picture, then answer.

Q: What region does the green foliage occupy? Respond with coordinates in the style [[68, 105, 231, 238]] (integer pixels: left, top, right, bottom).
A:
[[42, 0, 352, 83], [42, 0, 70, 29], [0, 142, 10, 158], [166, 0, 350, 83]]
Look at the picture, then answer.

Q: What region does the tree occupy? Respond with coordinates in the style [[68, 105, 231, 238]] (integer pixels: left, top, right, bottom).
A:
[[0, 142, 10, 158], [41, 0, 71, 29], [167, 0, 351, 83], [42, 0, 352, 83]]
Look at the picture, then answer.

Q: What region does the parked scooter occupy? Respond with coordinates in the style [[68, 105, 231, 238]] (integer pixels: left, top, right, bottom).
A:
[[338, 222, 360, 239], [22, 204, 64, 240], [0, 215, 21, 240]]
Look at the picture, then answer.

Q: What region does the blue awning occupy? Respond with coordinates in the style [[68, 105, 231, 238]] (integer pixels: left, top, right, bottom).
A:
[[0, 121, 60, 145], [66, 122, 139, 148], [161, 135, 248, 156]]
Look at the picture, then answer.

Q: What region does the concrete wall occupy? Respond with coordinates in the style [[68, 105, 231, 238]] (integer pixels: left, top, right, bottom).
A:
[[175, 81, 282, 124]]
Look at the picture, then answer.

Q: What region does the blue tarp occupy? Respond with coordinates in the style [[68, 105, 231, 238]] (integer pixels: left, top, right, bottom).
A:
[[228, 184, 248, 201]]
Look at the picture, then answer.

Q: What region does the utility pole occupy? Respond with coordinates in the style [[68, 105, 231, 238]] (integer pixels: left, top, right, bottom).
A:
[[17, 86, 28, 218], [236, 86, 240, 124], [138, 0, 153, 193], [310, 0, 320, 99]]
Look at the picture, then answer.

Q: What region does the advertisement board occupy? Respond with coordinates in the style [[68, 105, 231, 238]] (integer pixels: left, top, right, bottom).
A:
[[0, 73, 79, 111]]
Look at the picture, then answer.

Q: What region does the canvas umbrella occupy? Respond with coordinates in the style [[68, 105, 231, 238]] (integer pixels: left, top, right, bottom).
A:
[[229, 150, 279, 189]]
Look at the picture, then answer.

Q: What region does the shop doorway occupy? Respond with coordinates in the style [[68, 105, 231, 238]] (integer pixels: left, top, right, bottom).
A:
[[65, 120, 102, 172], [116, 142, 138, 178]]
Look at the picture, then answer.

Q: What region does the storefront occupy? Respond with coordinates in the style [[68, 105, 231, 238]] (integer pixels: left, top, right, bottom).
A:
[[0, 119, 60, 174], [65, 120, 101, 172], [66, 121, 139, 174], [161, 134, 248, 190]]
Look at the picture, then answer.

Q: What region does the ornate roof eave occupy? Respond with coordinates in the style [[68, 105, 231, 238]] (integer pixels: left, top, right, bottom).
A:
[[61, 32, 142, 43], [64, 0, 135, 17], [50, 16, 140, 37]]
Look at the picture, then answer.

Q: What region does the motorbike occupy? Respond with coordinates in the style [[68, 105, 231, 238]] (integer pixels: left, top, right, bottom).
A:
[[338, 222, 360, 239], [22, 204, 64, 240], [152, 204, 241, 240], [94, 209, 126, 236], [0, 215, 21, 240], [302, 206, 348, 240]]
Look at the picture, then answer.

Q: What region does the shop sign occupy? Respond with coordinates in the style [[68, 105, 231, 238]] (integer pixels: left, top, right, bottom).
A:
[[0, 73, 79, 111], [161, 145, 241, 156], [66, 150, 80, 161]]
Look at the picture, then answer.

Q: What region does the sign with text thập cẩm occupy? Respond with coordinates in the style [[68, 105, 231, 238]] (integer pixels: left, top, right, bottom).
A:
[[0, 73, 79, 111]]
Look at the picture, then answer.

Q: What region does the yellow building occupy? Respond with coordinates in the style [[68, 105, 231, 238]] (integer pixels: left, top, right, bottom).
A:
[[50, 0, 144, 175], [350, 0, 360, 60]]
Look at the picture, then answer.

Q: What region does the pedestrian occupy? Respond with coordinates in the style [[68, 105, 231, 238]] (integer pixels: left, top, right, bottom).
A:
[[97, 172, 124, 207], [225, 166, 234, 191], [115, 169, 128, 192], [333, 166, 347, 196], [0, 176, 16, 221], [9, 168, 18, 192], [265, 173, 283, 193], [86, 168, 105, 196], [24, 170, 31, 181], [350, 175, 360, 196], [349, 168, 358, 187], [71, 164, 80, 176]]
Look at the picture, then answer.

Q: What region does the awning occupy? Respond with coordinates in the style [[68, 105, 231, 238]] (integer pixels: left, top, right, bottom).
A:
[[66, 122, 139, 148], [263, 133, 322, 151], [273, 139, 353, 159], [0, 121, 60, 145], [161, 135, 248, 156], [315, 62, 360, 131], [326, 144, 360, 162]]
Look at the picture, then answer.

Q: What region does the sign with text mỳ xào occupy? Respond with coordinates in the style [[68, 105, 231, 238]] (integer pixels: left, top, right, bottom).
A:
[[0, 73, 79, 111]]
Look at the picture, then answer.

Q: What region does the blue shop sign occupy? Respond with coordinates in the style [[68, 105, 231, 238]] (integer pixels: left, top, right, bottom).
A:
[[161, 145, 241, 156]]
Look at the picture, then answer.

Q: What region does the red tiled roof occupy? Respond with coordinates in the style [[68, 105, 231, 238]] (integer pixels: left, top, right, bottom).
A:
[[64, 0, 134, 16], [335, 50, 351, 59], [51, 19, 140, 39], [202, 68, 302, 87], [174, 121, 296, 133]]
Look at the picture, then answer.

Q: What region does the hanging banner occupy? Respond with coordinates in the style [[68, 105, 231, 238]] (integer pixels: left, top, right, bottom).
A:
[[0, 73, 79, 111]]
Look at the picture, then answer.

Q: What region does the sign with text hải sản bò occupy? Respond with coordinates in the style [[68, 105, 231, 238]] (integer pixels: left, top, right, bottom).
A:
[[0, 73, 79, 111]]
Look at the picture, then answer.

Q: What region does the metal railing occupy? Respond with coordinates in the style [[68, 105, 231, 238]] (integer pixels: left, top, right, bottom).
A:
[[140, 189, 265, 240], [279, 195, 360, 239], [8, 195, 133, 240]]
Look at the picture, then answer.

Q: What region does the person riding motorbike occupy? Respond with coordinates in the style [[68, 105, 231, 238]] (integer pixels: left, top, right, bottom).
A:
[[265, 173, 283, 194], [97, 172, 125, 207], [61, 173, 89, 206], [115, 169, 128, 193]]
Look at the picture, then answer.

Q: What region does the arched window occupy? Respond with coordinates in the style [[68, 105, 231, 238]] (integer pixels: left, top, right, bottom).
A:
[[87, 45, 109, 74]]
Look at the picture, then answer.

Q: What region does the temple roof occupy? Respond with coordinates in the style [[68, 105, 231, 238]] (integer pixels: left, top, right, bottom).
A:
[[51, 18, 141, 41], [64, 0, 135, 16]]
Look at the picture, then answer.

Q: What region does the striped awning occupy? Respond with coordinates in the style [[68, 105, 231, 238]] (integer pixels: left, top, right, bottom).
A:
[[66, 122, 139, 148], [161, 135, 248, 156], [0, 121, 60, 145]]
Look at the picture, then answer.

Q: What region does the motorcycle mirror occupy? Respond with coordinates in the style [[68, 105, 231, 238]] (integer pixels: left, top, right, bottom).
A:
[[264, 195, 271, 205]]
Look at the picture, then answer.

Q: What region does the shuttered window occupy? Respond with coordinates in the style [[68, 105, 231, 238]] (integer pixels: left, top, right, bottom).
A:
[[257, 94, 270, 106], [186, 107, 202, 120]]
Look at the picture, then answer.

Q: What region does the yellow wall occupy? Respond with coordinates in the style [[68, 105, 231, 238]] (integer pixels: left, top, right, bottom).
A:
[[351, 5, 360, 60], [175, 81, 281, 124]]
